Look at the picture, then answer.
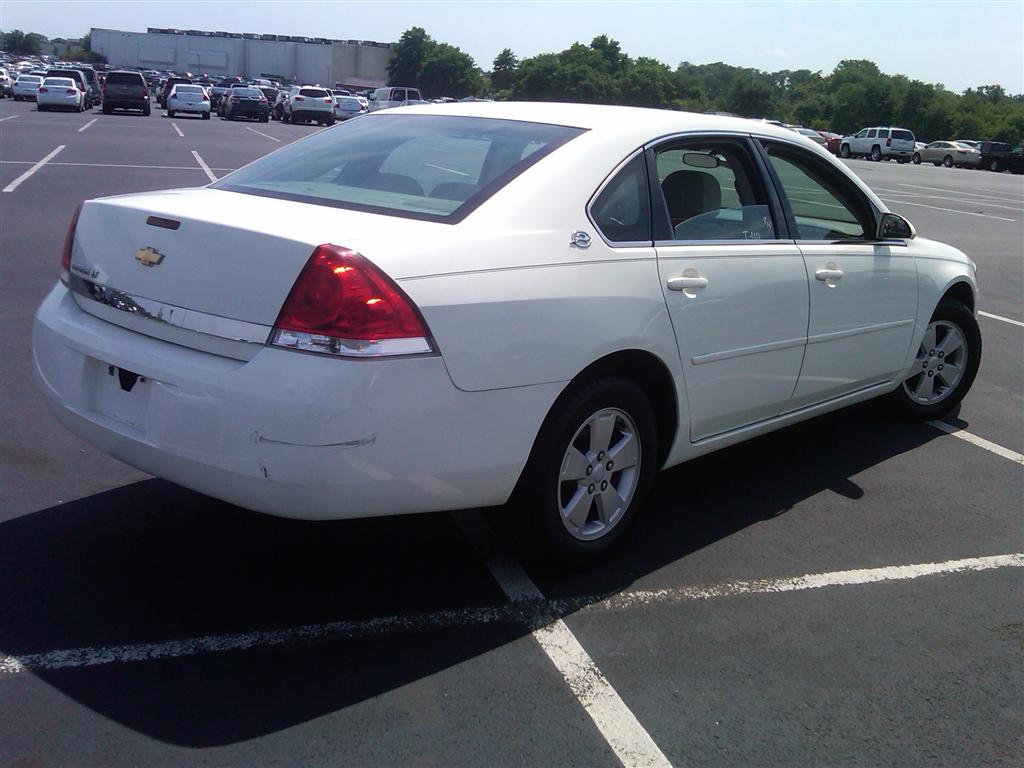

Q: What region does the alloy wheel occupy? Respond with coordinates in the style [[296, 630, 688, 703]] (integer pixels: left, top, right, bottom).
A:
[[902, 321, 968, 405], [557, 408, 641, 541]]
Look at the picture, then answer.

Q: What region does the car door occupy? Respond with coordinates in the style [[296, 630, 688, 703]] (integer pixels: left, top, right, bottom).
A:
[[650, 135, 809, 441], [758, 139, 918, 409]]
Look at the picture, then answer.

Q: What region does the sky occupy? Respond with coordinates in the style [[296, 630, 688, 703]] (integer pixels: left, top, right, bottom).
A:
[[1, 0, 1022, 93]]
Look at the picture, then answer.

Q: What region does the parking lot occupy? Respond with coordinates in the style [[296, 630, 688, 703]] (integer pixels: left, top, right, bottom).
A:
[[1, 97, 1021, 767]]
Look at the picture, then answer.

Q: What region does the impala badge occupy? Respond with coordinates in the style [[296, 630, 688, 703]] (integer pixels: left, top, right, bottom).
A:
[[135, 246, 165, 267]]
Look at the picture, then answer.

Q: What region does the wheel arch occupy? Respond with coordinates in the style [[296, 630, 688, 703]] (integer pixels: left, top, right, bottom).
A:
[[940, 279, 975, 313]]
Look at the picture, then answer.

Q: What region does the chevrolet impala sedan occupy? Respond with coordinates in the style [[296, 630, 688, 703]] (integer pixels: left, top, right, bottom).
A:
[[33, 104, 982, 561]]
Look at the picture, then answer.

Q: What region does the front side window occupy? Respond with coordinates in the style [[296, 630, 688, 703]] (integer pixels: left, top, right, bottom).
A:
[[590, 154, 651, 243], [216, 114, 585, 222], [762, 142, 875, 240], [652, 139, 776, 242], [855, 129, 868, 138]]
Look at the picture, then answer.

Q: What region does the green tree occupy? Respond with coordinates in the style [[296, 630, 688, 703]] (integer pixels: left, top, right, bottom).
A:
[[388, 27, 434, 86], [491, 48, 518, 92], [2, 29, 42, 55], [419, 43, 483, 98], [727, 75, 776, 117]]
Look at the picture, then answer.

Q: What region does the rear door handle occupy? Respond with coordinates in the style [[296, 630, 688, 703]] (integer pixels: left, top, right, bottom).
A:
[[815, 269, 844, 281], [667, 276, 709, 291]]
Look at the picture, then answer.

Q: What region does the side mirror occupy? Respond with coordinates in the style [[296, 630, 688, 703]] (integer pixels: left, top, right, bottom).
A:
[[878, 212, 915, 240]]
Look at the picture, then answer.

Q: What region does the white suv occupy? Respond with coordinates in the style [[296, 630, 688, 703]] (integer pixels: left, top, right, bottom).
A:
[[368, 86, 426, 112], [840, 127, 916, 163], [283, 86, 335, 126]]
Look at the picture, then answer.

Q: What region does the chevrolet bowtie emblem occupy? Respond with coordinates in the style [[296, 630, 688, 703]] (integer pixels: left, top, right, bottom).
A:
[[135, 246, 165, 267]]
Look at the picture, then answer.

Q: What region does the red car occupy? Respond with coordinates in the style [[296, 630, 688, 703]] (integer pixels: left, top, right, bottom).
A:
[[819, 131, 843, 155]]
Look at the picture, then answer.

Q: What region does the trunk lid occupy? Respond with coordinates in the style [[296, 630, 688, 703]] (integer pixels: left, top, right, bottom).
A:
[[69, 188, 450, 331]]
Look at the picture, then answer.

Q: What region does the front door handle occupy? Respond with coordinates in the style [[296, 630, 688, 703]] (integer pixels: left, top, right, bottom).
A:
[[815, 268, 844, 281], [667, 276, 709, 291]]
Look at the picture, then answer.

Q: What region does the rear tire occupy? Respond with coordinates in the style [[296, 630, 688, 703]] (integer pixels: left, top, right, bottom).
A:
[[912, 153, 921, 164], [887, 300, 981, 420], [990, 159, 1001, 172], [514, 377, 658, 564], [167, 109, 175, 118], [871, 145, 882, 161], [202, 111, 210, 120], [143, 105, 150, 116], [840, 144, 851, 159]]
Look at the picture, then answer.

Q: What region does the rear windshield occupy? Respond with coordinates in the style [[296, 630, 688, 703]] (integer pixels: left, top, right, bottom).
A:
[[891, 130, 914, 141], [106, 72, 144, 85], [175, 85, 204, 94], [17, 75, 42, 83], [299, 88, 328, 98], [337, 97, 360, 106], [215, 114, 585, 223], [43, 78, 74, 87], [233, 88, 262, 97]]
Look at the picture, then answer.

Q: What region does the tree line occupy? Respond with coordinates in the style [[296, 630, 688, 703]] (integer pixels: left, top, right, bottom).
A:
[[1, 29, 106, 63], [389, 28, 1024, 143]]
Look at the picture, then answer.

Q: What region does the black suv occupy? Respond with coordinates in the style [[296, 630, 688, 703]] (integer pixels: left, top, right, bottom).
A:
[[979, 141, 1024, 173], [102, 70, 150, 115]]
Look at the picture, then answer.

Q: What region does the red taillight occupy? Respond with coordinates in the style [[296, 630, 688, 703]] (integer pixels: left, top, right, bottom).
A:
[[886, 137, 892, 147], [260, 98, 268, 104], [38, 87, 48, 93], [202, 93, 209, 101], [323, 97, 331, 103], [272, 245, 433, 356], [60, 202, 84, 285], [66, 89, 77, 95], [294, 95, 304, 101], [230, 96, 238, 104]]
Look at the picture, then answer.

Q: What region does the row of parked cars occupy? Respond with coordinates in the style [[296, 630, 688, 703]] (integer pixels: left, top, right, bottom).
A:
[[777, 121, 1023, 174]]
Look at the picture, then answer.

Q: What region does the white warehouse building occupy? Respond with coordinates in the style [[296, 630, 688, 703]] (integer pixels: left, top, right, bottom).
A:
[[90, 27, 392, 89]]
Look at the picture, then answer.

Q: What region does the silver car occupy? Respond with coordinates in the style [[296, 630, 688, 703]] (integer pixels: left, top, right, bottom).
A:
[[334, 95, 366, 120], [912, 141, 982, 168]]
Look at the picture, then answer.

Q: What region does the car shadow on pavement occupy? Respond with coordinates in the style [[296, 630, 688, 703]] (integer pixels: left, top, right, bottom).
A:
[[0, 401, 950, 747]]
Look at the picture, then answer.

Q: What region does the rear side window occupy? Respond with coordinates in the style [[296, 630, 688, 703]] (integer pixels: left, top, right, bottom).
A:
[[892, 130, 914, 141], [106, 72, 144, 85], [299, 88, 328, 98], [866, 129, 877, 138], [653, 139, 776, 242], [216, 114, 586, 223], [590, 154, 651, 243]]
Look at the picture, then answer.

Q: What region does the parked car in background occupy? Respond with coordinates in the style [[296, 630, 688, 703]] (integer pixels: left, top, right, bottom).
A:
[[158, 76, 192, 108], [954, 139, 979, 149], [0, 68, 12, 97], [986, 143, 1024, 174], [37, 77, 86, 112], [839, 127, 916, 162], [334, 94, 366, 120], [258, 86, 279, 105], [283, 85, 334, 125], [101, 70, 150, 115], [978, 141, 1016, 172], [166, 83, 210, 119], [45, 68, 93, 107], [12, 74, 43, 100], [270, 90, 289, 120], [794, 127, 828, 147], [221, 86, 270, 122], [75, 65, 101, 106], [209, 77, 242, 110], [912, 141, 982, 168], [367, 86, 426, 112]]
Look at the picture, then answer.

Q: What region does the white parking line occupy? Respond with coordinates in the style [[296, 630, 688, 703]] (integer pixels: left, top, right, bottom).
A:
[[190, 149, 217, 182], [0, 114, 20, 122], [2, 144, 65, 192], [0, 159, 235, 171], [896, 182, 1024, 203], [245, 126, 280, 142], [927, 421, 1024, 465], [77, 118, 97, 133], [171, 122, 183, 138], [2, 553, 1020, 679], [879, 197, 1016, 222], [873, 188, 1024, 212], [979, 310, 1024, 328], [452, 515, 674, 768]]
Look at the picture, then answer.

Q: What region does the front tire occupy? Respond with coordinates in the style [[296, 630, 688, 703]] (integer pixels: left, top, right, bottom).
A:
[[912, 153, 921, 164], [889, 300, 981, 420], [943, 155, 954, 168], [515, 377, 658, 563], [990, 159, 1001, 172]]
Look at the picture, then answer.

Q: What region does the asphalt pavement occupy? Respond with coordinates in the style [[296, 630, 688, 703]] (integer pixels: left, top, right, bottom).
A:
[[1, 98, 1021, 767]]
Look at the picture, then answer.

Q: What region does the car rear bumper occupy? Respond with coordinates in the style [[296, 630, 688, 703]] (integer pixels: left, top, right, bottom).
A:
[[292, 109, 332, 122], [168, 101, 210, 113], [33, 284, 559, 520], [104, 99, 147, 110]]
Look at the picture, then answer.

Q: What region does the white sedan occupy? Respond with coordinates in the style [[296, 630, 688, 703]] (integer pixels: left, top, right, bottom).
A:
[[37, 77, 86, 112], [166, 83, 211, 119], [12, 74, 43, 101], [33, 104, 981, 561]]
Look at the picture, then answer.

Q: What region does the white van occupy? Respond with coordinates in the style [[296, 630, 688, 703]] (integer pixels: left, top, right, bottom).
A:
[[368, 86, 426, 112]]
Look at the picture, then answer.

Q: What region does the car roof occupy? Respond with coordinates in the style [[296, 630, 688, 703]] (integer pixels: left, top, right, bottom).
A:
[[389, 101, 811, 145]]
